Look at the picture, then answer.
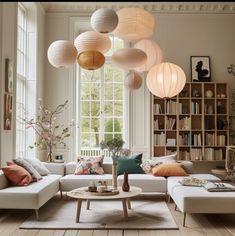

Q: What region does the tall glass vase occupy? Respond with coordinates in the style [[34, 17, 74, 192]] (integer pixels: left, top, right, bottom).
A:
[[112, 156, 118, 191]]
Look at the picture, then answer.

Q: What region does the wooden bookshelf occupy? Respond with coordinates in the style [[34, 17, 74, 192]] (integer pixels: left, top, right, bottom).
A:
[[151, 82, 229, 161]]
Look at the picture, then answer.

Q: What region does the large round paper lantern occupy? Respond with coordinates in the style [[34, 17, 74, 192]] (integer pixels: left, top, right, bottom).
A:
[[134, 39, 164, 72], [74, 31, 111, 54], [112, 48, 147, 70], [146, 62, 186, 98], [77, 50, 105, 70], [47, 40, 77, 68], [113, 7, 155, 42], [91, 8, 118, 33], [125, 71, 143, 90]]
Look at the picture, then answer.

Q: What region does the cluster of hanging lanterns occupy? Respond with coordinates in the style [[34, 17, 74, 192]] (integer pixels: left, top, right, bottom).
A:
[[47, 6, 186, 97]]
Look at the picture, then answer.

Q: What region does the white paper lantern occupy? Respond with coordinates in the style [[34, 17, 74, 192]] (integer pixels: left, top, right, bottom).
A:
[[125, 71, 143, 90], [113, 7, 155, 42], [47, 40, 77, 68], [112, 48, 147, 70], [146, 62, 186, 98], [134, 39, 164, 72], [91, 8, 118, 33], [74, 31, 111, 54]]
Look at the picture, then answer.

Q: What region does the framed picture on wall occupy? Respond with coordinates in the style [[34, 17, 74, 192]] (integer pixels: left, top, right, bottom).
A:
[[4, 93, 12, 130], [191, 56, 211, 82], [5, 58, 13, 93]]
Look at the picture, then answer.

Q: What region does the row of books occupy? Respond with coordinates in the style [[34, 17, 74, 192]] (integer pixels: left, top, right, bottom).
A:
[[179, 117, 191, 130], [166, 100, 177, 114], [165, 117, 176, 130], [179, 150, 190, 160], [217, 135, 226, 146], [204, 148, 223, 160], [191, 102, 201, 114], [178, 133, 190, 145], [153, 104, 163, 114], [205, 133, 215, 146], [190, 148, 203, 160], [154, 132, 166, 146], [191, 133, 202, 146], [179, 103, 189, 114]]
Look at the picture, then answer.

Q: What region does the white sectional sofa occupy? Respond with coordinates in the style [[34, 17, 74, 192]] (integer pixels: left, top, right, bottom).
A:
[[0, 159, 223, 221]]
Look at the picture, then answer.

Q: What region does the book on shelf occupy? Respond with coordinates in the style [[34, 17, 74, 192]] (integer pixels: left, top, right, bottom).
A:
[[205, 133, 215, 146], [191, 102, 200, 114], [166, 138, 176, 146], [154, 103, 162, 114], [179, 150, 190, 160], [179, 117, 190, 130], [154, 119, 159, 130], [191, 133, 201, 146], [166, 100, 177, 114], [166, 117, 176, 129], [179, 133, 190, 145], [154, 132, 166, 146], [217, 135, 226, 146], [190, 148, 202, 160], [204, 148, 223, 161]]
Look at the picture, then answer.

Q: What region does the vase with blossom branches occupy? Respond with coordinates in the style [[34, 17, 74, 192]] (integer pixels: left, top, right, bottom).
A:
[[23, 99, 75, 162]]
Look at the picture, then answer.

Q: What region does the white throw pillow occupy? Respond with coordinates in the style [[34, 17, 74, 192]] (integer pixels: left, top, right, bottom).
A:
[[24, 158, 50, 176], [152, 153, 177, 163]]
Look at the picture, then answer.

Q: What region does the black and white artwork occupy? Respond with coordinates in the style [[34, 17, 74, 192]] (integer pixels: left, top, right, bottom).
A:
[[191, 56, 211, 82]]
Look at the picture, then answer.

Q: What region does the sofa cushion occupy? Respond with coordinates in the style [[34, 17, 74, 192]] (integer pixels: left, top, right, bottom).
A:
[[116, 153, 144, 175], [60, 174, 112, 191], [75, 156, 104, 175], [24, 158, 50, 176], [0, 174, 61, 209], [1, 164, 33, 186], [0, 171, 9, 189], [152, 153, 177, 163], [152, 163, 188, 177], [43, 162, 65, 176], [118, 174, 167, 193], [13, 157, 42, 181]]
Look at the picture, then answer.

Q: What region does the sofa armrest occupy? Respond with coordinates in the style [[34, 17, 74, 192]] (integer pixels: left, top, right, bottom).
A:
[[0, 171, 9, 189], [42, 162, 65, 176], [177, 161, 194, 174]]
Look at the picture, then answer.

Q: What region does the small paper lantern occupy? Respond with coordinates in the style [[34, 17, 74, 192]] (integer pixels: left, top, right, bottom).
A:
[[74, 31, 111, 54], [125, 71, 143, 90], [146, 62, 186, 98], [112, 48, 147, 70], [47, 40, 77, 68], [113, 7, 155, 42], [134, 39, 164, 72], [77, 51, 105, 70], [91, 8, 118, 33]]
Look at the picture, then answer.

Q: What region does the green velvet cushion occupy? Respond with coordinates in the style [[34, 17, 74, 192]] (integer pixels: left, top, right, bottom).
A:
[[116, 153, 144, 175]]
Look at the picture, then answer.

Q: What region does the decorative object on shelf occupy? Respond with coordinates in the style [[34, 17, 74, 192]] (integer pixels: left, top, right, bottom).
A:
[[134, 39, 164, 72], [54, 154, 64, 163], [122, 171, 130, 192], [146, 62, 186, 98], [91, 8, 118, 33], [207, 105, 214, 114], [74, 31, 111, 54], [47, 40, 77, 68], [192, 89, 201, 97], [22, 100, 76, 162], [217, 101, 224, 114], [191, 56, 211, 82], [100, 137, 130, 191], [112, 48, 147, 70], [113, 7, 155, 42], [77, 50, 105, 70], [124, 70, 142, 90], [205, 89, 213, 98], [227, 64, 235, 77]]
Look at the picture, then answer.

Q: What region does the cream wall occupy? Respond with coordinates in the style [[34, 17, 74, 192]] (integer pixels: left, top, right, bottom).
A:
[[44, 10, 235, 164], [0, 3, 45, 166]]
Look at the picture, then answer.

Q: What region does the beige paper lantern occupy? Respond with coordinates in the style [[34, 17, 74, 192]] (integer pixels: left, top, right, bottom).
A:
[[74, 31, 111, 54], [91, 8, 118, 33], [113, 7, 155, 42], [125, 71, 143, 90], [77, 50, 105, 70], [112, 48, 147, 70], [146, 62, 186, 98], [47, 40, 77, 68], [134, 39, 164, 72]]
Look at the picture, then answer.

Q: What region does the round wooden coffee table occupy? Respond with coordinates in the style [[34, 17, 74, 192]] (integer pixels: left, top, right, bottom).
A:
[[67, 186, 142, 222]]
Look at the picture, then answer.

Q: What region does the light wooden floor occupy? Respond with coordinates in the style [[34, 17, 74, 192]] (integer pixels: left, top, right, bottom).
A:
[[1, 196, 235, 236]]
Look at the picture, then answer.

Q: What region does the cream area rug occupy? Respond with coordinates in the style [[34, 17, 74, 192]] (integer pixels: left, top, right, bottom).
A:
[[20, 198, 178, 230]]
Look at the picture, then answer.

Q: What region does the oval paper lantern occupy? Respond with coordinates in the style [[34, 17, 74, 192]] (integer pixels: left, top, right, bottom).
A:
[[112, 48, 147, 70], [74, 31, 111, 54], [134, 39, 164, 72], [125, 71, 143, 90], [113, 7, 155, 42], [91, 8, 119, 33], [77, 51, 105, 70], [146, 62, 186, 98], [47, 40, 77, 68]]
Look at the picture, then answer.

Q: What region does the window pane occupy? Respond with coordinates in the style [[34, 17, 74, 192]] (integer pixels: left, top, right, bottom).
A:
[[81, 83, 90, 100], [114, 118, 123, 131], [114, 68, 123, 83], [81, 118, 90, 132], [81, 133, 90, 147], [81, 101, 90, 116], [90, 133, 100, 147], [104, 64, 113, 82], [90, 102, 100, 117], [90, 83, 100, 100], [104, 83, 113, 100], [104, 118, 113, 133], [91, 118, 100, 133], [104, 102, 113, 116], [114, 83, 123, 100], [114, 101, 123, 116]]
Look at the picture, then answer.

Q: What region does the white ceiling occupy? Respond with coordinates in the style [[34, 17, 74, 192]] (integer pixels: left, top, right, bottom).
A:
[[40, 2, 235, 13]]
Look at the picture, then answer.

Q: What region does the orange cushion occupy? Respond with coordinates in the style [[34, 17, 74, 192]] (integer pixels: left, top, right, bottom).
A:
[[152, 163, 188, 177], [1, 164, 33, 186]]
